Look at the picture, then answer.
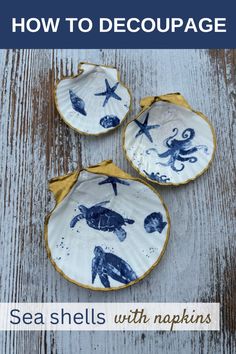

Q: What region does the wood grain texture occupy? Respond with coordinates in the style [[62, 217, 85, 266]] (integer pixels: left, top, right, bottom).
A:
[[0, 49, 235, 353]]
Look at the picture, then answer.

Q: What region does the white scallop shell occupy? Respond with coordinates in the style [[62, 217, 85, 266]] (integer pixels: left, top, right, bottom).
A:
[[45, 161, 170, 291], [124, 94, 216, 185], [55, 62, 131, 135]]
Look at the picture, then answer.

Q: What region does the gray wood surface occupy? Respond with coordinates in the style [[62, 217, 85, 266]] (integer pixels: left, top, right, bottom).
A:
[[0, 49, 235, 353]]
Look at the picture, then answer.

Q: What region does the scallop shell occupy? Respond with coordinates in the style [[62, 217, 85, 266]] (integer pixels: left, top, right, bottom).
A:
[[45, 160, 170, 291], [55, 62, 131, 135], [123, 93, 216, 186]]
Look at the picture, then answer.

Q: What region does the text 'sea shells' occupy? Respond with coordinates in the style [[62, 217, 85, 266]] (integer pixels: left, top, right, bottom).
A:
[[123, 93, 216, 185], [45, 160, 170, 291], [55, 62, 131, 135]]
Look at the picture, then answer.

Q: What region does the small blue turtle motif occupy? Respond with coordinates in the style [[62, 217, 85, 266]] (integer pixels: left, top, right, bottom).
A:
[[100, 115, 120, 129], [92, 246, 137, 288], [94, 79, 122, 107], [144, 212, 167, 234], [70, 201, 134, 242], [69, 89, 87, 116], [98, 177, 130, 196]]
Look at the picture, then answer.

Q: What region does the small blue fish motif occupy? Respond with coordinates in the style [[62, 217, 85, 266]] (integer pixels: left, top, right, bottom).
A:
[[100, 115, 120, 129], [144, 212, 167, 234], [70, 201, 134, 242], [143, 170, 170, 183], [69, 89, 87, 116], [98, 176, 130, 196], [92, 246, 137, 288], [94, 79, 122, 107]]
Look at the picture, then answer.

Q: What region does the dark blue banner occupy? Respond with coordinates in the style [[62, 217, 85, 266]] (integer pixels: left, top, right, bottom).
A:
[[0, 0, 235, 48]]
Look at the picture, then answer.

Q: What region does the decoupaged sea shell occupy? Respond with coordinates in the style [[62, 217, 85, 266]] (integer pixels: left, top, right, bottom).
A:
[[55, 62, 131, 135], [123, 93, 216, 185], [45, 160, 170, 291]]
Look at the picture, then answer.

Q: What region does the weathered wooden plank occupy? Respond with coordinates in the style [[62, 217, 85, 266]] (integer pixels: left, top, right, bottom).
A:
[[0, 49, 235, 353]]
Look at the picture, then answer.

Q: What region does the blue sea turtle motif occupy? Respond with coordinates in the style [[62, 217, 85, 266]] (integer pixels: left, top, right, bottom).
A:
[[98, 177, 130, 196], [92, 246, 137, 288], [94, 79, 122, 107], [69, 89, 87, 116], [144, 212, 167, 234], [70, 201, 134, 241], [146, 128, 208, 172], [100, 115, 120, 129]]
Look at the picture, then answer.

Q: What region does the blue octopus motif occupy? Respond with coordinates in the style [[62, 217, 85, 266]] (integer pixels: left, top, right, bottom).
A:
[[146, 128, 208, 172]]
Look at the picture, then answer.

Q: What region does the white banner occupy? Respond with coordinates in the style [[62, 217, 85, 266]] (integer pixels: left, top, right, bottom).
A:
[[0, 303, 219, 331]]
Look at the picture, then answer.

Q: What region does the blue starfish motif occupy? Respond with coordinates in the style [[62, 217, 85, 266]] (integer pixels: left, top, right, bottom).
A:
[[95, 79, 122, 107], [134, 112, 160, 143], [98, 177, 130, 196]]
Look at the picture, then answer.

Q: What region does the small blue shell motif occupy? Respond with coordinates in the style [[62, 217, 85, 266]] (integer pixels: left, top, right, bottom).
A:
[[69, 89, 87, 116], [144, 212, 167, 234], [92, 246, 137, 288], [100, 115, 120, 129]]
